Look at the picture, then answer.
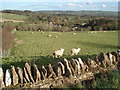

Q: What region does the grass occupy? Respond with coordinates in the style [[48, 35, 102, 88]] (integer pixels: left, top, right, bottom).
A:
[[1, 13, 28, 20], [2, 31, 118, 69]]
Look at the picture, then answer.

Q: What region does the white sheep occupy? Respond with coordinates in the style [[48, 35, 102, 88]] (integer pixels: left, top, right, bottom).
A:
[[71, 48, 81, 55], [53, 48, 64, 58], [31, 32, 34, 34], [73, 33, 76, 35], [55, 36, 58, 38], [48, 35, 52, 37], [41, 32, 44, 34]]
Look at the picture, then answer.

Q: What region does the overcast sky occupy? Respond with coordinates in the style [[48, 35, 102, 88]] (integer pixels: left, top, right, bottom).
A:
[[1, 0, 119, 11]]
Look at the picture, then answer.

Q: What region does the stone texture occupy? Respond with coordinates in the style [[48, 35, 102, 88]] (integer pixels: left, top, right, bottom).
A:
[[0, 67, 5, 88], [77, 58, 89, 73], [106, 53, 116, 65], [47, 64, 57, 79], [16, 67, 23, 84], [111, 51, 119, 63], [5, 69, 11, 86], [62, 58, 72, 77], [1, 51, 119, 88], [98, 53, 111, 67], [32, 64, 41, 82], [69, 59, 78, 75], [74, 59, 81, 75], [41, 65, 47, 80], [68, 60, 75, 76], [58, 62, 65, 75], [93, 56, 101, 66], [25, 63, 34, 83], [23, 67, 30, 83], [10, 65, 19, 86], [53, 65, 62, 78], [86, 58, 99, 72]]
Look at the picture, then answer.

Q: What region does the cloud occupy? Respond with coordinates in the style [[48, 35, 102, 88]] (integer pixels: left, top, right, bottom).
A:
[[68, 3, 76, 7], [86, 0, 94, 4], [66, 3, 84, 9], [78, 5, 83, 8], [102, 4, 107, 8]]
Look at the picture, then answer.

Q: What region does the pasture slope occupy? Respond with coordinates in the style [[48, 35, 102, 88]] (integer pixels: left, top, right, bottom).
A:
[[1, 13, 28, 22], [2, 31, 118, 69]]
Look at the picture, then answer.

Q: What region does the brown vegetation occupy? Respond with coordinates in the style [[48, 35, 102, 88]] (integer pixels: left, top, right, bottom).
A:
[[2, 26, 15, 50]]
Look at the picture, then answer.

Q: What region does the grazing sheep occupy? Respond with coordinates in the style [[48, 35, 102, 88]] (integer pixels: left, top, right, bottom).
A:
[[31, 32, 34, 34], [73, 33, 76, 35], [55, 36, 58, 38], [53, 48, 64, 58], [91, 31, 97, 33], [48, 35, 52, 37], [41, 32, 44, 34], [71, 48, 81, 55]]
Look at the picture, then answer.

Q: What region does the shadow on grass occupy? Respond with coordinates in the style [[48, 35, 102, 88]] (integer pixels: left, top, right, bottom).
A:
[[2, 54, 97, 71], [74, 40, 118, 49]]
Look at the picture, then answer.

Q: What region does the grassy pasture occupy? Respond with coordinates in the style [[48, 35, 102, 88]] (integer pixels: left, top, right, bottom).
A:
[[1, 13, 28, 20], [2, 31, 118, 69]]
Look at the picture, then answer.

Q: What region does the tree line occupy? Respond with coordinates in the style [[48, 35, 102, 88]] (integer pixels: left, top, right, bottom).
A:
[[2, 10, 118, 32]]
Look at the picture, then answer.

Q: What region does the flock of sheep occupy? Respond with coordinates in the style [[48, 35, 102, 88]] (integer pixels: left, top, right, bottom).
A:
[[53, 48, 81, 58], [30, 31, 80, 58]]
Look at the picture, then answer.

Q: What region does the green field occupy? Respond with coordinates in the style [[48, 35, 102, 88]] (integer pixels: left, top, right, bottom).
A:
[[1, 13, 28, 20], [2, 31, 118, 69]]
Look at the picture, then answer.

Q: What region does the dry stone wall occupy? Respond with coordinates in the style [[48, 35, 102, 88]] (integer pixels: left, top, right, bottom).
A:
[[0, 51, 120, 88]]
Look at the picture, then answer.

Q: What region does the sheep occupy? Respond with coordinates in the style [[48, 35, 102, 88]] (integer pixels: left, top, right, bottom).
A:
[[41, 32, 44, 34], [71, 48, 81, 55], [55, 36, 58, 38], [91, 31, 97, 33], [31, 32, 34, 34], [48, 35, 52, 37], [53, 48, 64, 58], [73, 33, 76, 35]]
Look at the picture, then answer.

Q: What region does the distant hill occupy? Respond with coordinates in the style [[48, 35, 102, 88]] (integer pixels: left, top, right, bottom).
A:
[[36, 11, 118, 17]]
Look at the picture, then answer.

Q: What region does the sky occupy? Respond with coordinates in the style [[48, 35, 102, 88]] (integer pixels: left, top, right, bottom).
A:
[[1, 0, 119, 11]]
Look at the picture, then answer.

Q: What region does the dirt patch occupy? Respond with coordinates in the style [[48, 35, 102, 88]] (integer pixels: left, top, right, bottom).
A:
[[0, 18, 24, 23]]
